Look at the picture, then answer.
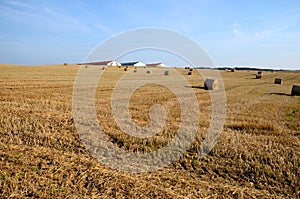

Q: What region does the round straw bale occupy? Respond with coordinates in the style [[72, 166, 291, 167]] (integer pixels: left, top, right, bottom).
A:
[[124, 68, 127, 71], [256, 74, 262, 79], [147, 70, 151, 74], [189, 68, 193, 71], [134, 69, 137, 73], [204, 79, 218, 90], [274, 78, 282, 84], [164, 70, 169, 76], [188, 71, 192, 75], [291, 85, 300, 96], [231, 68, 235, 72], [258, 70, 262, 75]]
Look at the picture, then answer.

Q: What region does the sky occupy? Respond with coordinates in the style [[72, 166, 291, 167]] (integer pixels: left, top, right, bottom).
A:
[[0, 0, 300, 69]]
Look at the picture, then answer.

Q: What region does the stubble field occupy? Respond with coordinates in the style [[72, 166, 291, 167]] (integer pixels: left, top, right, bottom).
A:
[[0, 64, 299, 198]]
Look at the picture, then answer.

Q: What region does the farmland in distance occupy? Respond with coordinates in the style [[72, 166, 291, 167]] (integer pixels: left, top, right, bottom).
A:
[[0, 64, 299, 198]]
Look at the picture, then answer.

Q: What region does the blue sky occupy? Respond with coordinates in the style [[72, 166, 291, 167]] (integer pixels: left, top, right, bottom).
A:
[[0, 0, 299, 69]]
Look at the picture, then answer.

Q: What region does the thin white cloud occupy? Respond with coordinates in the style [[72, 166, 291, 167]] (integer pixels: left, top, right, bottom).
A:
[[253, 27, 285, 40], [42, 6, 92, 33], [0, 33, 21, 43], [232, 23, 244, 37], [4, 0, 33, 8], [93, 23, 113, 35], [0, 5, 35, 17], [231, 23, 291, 43], [43, 6, 79, 24]]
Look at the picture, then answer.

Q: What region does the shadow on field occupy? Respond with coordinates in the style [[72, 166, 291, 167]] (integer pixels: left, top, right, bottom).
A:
[[269, 92, 291, 96], [185, 85, 206, 90]]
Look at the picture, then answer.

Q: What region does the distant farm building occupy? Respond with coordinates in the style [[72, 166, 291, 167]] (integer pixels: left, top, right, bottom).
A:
[[107, 61, 121, 66], [121, 61, 146, 67], [146, 63, 167, 67], [80, 60, 121, 66]]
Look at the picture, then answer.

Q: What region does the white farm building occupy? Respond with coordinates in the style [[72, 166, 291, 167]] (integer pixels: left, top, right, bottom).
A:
[[121, 61, 146, 67]]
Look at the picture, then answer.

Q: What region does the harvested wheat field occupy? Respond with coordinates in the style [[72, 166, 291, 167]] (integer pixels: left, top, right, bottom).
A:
[[0, 64, 299, 198]]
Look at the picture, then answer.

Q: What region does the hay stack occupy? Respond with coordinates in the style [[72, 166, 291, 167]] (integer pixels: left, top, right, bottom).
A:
[[188, 71, 192, 75], [164, 71, 169, 76], [256, 74, 262, 79], [204, 79, 218, 90], [291, 85, 300, 96], [274, 78, 282, 84]]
